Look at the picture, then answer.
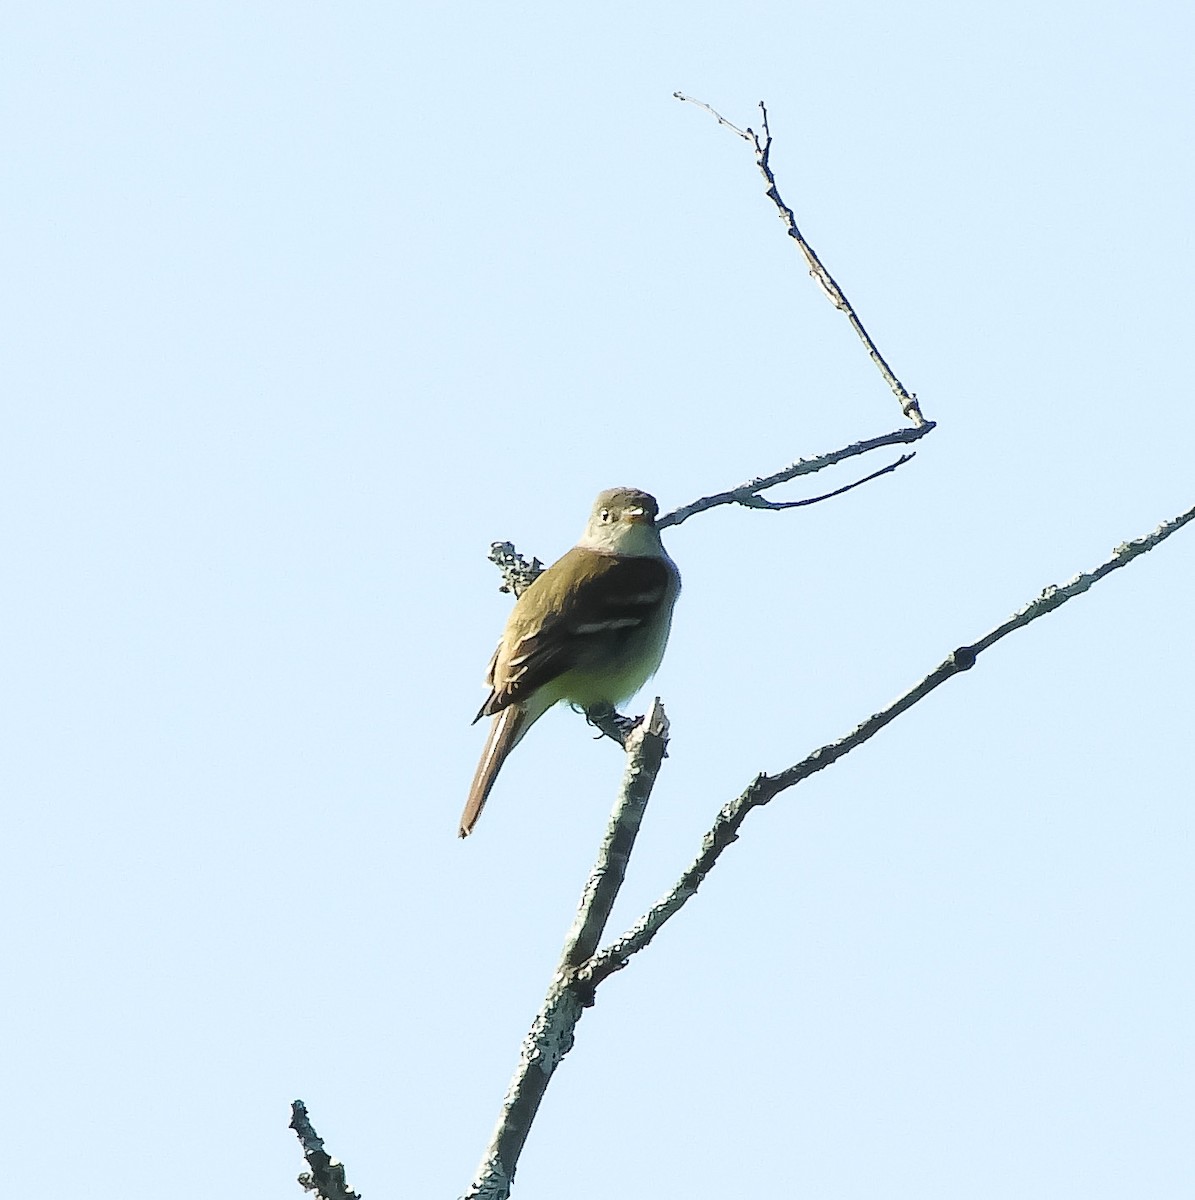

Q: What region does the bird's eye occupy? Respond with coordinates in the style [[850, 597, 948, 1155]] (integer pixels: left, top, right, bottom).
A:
[[600, 508, 612, 523]]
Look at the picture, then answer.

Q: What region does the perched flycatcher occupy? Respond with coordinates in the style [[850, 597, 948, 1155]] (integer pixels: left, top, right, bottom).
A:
[[460, 487, 680, 837]]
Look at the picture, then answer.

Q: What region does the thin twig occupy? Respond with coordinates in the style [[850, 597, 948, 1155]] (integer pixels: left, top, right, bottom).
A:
[[461, 702, 670, 1200], [290, 1101, 362, 1200], [658, 422, 934, 530], [578, 500, 1195, 991], [672, 92, 752, 141], [675, 92, 928, 427], [738, 452, 913, 511]]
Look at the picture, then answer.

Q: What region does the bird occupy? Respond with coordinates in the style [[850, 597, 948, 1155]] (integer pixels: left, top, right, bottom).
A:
[[459, 487, 680, 837]]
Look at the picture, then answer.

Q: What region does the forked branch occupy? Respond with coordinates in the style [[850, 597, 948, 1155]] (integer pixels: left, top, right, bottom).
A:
[[579, 500, 1195, 990], [461, 702, 671, 1200]]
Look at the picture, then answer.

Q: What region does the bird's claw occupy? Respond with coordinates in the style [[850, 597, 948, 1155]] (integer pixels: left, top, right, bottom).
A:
[[582, 704, 643, 747]]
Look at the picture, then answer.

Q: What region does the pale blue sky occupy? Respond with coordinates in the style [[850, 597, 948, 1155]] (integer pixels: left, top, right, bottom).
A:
[[4, 2, 1193, 1197]]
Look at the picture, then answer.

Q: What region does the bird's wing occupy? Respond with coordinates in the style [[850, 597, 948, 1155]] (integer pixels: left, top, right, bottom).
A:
[[474, 549, 674, 720]]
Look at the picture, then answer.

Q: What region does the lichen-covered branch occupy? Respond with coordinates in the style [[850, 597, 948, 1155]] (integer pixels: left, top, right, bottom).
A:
[[460, 701, 670, 1200], [578, 500, 1195, 991], [674, 91, 929, 427], [290, 1101, 362, 1200], [486, 541, 545, 598]]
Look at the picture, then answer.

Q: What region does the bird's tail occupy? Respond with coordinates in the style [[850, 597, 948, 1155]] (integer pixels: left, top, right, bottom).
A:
[[459, 704, 528, 837]]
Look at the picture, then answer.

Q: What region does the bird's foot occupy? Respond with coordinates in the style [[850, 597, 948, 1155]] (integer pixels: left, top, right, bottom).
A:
[[581, 703, 642, 748]]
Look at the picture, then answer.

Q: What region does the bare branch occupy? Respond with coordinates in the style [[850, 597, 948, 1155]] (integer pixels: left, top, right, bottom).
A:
[[462, 702, 670, 1200], [675, 92, 928, 427], [561, 699, 669, 970], [290, 1101, 362, 1200], [658, 421, 934, 530], [579, 500, 1195, 991]]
